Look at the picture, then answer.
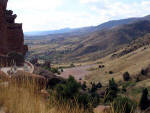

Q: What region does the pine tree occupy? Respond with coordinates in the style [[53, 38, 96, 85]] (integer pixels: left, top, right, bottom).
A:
[[104, 78, 118, 103], [123, 72, 130, 81], [139, 88, 149, 110]]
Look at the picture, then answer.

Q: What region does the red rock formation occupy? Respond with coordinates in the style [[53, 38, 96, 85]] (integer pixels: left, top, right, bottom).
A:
[[0, 0, 28, 56]]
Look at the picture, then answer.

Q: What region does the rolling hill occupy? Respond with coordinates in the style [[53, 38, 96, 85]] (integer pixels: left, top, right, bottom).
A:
[[25, 15, 150, 63]]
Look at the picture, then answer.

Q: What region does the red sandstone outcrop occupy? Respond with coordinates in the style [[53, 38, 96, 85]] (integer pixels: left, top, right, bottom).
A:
[[94, 105, 110, 113], [0, 70, 9, 80], [0, 0, 28, 56]]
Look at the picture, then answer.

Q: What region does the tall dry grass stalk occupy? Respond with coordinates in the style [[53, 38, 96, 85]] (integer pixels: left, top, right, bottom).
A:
[[0, 76, 88, 113]]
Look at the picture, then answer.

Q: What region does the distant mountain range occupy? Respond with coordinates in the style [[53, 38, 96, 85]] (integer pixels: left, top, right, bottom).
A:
[[24, 15, 150, 37], [25, 14, 150, 62], [25, 28, 72, 36]]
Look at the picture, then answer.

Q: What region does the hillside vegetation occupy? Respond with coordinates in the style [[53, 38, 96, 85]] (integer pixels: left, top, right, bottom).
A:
[[21, 15, 150, 113], [0, 75, 88, 113], [25, 15, 150, 63]]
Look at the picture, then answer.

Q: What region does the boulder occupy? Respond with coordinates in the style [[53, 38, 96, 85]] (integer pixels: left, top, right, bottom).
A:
[[0, 70, 9, 81], [94, 105, 110, 113]]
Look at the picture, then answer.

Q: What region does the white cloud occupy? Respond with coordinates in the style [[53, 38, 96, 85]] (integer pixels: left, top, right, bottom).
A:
[[6, 0, 150, 32], [8, 0, 63, 11], [7, 0, 65, 31], [88, 0, 150, 19], [80, 0, 100, 4]]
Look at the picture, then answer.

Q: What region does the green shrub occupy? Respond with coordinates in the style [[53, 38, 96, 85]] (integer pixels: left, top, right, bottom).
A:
[[70, 63, 75, 67], [61, 68, 64, 72], [109, 71, 114, 74], [55, 76, 81, 99], [55, 76, 100, 108], [141, 68, 148, 75], [109, 78, 118, 91], [96, 82, 102, 88], [136, 77, 140, 82], [112, 96, 137, 113], [77, 93, 91, 108], [90, 83, 97, 93], [123, 72, 131, 81], [89, 82, 102, 93], [90, 93, 100, 107], [82, 81, 87, 90], [50, 68, 60, 74], [122, 85, 127, 93]]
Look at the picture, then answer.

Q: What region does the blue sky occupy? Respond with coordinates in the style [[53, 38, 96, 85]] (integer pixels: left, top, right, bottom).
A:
[[7, 0, 150, 32]]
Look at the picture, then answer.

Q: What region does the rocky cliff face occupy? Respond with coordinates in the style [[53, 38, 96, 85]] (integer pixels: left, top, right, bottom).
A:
[[0, 0, 28, 56]]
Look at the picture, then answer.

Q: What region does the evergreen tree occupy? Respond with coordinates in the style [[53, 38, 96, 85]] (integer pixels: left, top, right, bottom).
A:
[[123, 72, 130, 81], [104, 78, 118, 103], [96, 82, 102, 88], [55, 76, 81, 99], [139, 88, 150, 110], [109, 78, 118, 91], [82, 81, 87, 90], [113, 96, 137, 113]]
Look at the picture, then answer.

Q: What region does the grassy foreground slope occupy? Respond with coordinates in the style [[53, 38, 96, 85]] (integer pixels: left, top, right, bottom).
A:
[[0, 75, 88, 113]]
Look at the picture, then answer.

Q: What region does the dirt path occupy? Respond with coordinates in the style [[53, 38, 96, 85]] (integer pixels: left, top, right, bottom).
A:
[[59, 64, 95, 80]]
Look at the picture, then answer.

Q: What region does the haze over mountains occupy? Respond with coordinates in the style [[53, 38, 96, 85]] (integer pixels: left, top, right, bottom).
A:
[[24, 15, 150, 37], [25, 14, 150, 63]]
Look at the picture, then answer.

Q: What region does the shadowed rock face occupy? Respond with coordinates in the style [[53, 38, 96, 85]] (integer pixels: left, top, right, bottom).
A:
[[0, 0, 8, 10], [0, 0, 28, 56]]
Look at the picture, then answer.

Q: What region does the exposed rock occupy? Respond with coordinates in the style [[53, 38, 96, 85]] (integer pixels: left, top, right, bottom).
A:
[[0, 0, 8, 10], [0, 0, 28, 66], [0, 71, 9, 81], [94, 105, 110, 113], [34, 66, 65, 88]]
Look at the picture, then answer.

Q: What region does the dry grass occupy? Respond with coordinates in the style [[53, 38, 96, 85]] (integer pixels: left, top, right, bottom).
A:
[[86, 46, 150, 85], [0, 73, 145, 113], [0, 76, 88, 113]]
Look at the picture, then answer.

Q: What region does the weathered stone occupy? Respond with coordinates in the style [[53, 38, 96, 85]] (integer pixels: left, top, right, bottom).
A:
[[34, 66, 65, 88], [0, 0, 28, 66], [0, 0, 8, 10]]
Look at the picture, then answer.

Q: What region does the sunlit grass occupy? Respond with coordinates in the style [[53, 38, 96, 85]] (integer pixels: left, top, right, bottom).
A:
[[0, 73, 88, 113]]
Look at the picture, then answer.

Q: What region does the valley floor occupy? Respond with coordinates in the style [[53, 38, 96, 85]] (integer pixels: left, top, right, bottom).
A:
[[59, 64, 94, 80], [59, 45, 150, 85]]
